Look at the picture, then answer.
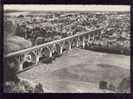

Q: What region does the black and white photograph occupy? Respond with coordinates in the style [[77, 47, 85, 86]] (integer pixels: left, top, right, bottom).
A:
[[3, 5, 130, 93]]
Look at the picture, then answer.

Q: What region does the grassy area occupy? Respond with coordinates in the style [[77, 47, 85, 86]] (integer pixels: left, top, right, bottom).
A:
[[18, 48, 130, 93]]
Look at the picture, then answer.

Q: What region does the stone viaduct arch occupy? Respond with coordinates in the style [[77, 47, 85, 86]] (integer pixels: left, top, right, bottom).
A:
[[4, 28, 104, 72]]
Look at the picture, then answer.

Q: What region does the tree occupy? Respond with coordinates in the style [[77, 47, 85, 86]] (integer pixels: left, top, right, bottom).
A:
[[4, 36, 32, 53]]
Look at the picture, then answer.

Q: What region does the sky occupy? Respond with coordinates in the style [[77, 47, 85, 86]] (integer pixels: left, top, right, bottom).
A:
[[4, 5, 130, 12]]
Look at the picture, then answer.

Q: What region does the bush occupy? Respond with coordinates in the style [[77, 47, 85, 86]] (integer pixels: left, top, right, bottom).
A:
[[108, 83, 116, 91], [41, 57, 53, 64], [4, 78, 44, 93], [99, 81, 108, 89], [34, 83, 44, 93], [117, 77, 130, 92]]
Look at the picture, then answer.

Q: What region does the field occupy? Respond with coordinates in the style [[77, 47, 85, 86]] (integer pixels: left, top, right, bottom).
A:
[[18, 48, 130, 93]]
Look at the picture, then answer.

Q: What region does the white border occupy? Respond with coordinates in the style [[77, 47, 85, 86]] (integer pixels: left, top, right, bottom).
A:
[[4, 5, 130, 12]]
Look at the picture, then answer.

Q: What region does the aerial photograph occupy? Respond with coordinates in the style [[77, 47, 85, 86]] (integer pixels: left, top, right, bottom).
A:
[[3, 5, 130, 93]]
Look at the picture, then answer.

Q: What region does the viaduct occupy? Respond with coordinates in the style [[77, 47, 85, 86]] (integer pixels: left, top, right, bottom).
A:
[[4, 27, 105, 72]]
